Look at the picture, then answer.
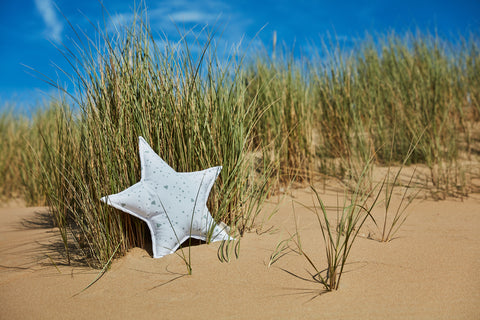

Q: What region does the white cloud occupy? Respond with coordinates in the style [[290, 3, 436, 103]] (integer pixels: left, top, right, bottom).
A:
[[34, 0, 63, 43], [169, 10, 217, 24], [96, 0, 254, 60], [149, 1, 245, 35]]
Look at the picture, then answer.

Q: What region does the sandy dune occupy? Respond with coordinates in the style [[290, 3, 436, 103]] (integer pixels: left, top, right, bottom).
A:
[[1, 186, 479, 319]]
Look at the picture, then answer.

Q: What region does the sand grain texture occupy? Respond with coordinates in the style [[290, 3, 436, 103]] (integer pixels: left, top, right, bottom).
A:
[[1, 187, 479, 319]]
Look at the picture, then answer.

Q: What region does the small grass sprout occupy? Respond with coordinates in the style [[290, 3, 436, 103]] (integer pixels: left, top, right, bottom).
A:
[[266, 233, 296, 268], [288, 162, 381, 291], [376, 132, 423, 242]]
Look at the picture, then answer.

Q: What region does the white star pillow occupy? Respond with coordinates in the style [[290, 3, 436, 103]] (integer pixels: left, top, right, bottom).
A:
[[100, 136, 231, 258]]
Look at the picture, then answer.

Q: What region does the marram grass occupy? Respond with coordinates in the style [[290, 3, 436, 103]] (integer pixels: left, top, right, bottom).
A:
[[1, 7, 478, 267], [39, 13, 272, 267]]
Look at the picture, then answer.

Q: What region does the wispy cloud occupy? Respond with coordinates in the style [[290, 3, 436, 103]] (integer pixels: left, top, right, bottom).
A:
[[106, 1, 249, 40], [168, 10, 218, 24], [34, 0, 63, 43], [101, 0, 254, 59]]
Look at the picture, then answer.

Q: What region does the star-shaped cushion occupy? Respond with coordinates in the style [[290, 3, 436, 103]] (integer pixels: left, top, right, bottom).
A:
[[100, 136, 231, 258]]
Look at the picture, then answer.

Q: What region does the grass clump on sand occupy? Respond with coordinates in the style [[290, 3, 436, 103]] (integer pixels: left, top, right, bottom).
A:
[[244, 53, 315, 186], [0, 107, 29, 202], [0, 102, 66, 206], [244, 32, 479, 196], [352, 33, 478, 198], [38, 12, 271, 267], [285, 163, 379, 292], [271, 151, 418, 291]]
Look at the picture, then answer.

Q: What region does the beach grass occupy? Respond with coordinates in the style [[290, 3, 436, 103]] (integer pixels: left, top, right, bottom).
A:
[[0, 107, 28, 201], [287, 160, 380, 291], [33, 10, 273, 267], [1, 7, 478, 267]]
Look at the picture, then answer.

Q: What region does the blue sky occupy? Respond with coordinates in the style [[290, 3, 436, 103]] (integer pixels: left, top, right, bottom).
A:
[[1, 0, 479, 111]]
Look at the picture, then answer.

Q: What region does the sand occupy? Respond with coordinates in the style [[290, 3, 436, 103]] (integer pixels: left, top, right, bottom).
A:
[[1, 185, 479, 319]]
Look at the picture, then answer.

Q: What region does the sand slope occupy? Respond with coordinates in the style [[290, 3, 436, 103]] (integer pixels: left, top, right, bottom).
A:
[[1, 187, 479, 319]]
